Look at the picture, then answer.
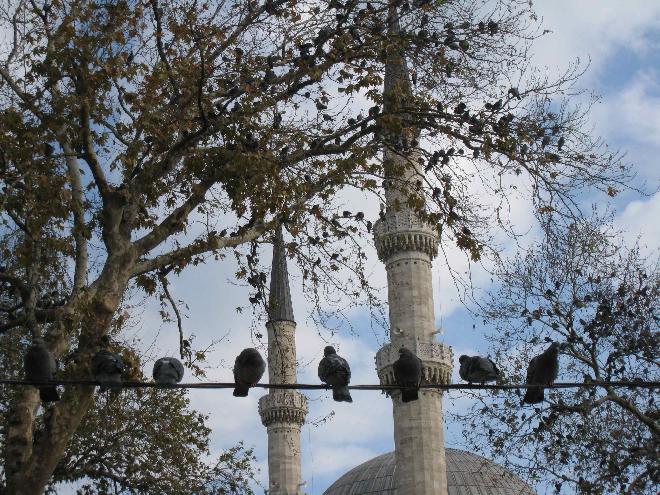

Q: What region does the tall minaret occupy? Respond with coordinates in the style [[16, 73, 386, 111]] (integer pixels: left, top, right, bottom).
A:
[[373, 5, 453, 495], [258, 226, 308, 495]]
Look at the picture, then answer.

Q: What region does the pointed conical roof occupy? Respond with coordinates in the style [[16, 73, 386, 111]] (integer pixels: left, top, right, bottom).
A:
[[384, 8, 412, 100], [382, 6, 420, 145], [268, 225, 295, 323]]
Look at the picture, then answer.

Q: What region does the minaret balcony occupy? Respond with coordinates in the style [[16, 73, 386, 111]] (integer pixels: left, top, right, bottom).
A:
[[375, 341, 453, 392], [373, 213, 439, 261], [259, 390, 308, 427]]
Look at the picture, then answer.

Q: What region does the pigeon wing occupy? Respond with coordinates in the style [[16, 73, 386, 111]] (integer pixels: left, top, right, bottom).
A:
[[526, 355, 538, 384], [458, 359, 470, 381], [488, 358, 500, 376], [318, 357, 332, 382], [171, 358, 185, 381], [153, 358, 163, 380], [333, 355, 351, 379]]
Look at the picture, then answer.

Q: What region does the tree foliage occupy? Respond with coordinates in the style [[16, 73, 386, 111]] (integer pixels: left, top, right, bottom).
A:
[[0, 0, 635, 492], [0, 335, 256, 494], [57, 389, 256, 495], [457, 217, 659, 494]]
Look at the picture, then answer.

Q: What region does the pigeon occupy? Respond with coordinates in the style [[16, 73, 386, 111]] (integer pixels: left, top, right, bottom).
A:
[[393, 347, 422, 403], [92, 348, 125, 391], [523, 342, 561, 404], [318, 346, 352, 403], [458, 355, 500, 384], [233, 348, 266, 397], [153, 357, 185, 387], [24, 338, 60, 402]]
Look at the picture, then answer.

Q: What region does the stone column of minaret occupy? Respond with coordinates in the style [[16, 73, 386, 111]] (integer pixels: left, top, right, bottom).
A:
[[258, 226, 308, 495], [373, 5, 453, 495]]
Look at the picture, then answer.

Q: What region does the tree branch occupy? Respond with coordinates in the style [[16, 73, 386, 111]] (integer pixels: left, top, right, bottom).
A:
[[79, 101, 111, 201], [58, 140, 89, 293], [130, 222, 268, 278], [133, 179, 215, 255], [149, 0, 180, 98], [158, 270, 185, 359], [602, 389, 660, 437]]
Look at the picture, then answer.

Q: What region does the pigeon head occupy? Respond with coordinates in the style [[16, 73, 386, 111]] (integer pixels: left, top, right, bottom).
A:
[[459, 355, 468, 363], [324, 346, 337, 356], [547, 342, 561, 353]]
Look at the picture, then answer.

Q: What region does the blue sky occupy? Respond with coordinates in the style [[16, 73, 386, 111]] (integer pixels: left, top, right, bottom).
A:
[[51, 1, 660, 493], [146, 3, 660, 494]]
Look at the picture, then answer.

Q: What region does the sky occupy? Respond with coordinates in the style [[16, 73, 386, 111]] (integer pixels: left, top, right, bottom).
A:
[[113, 3, 660, 494], [17, 0, 657, 493], [126, 2, 660, 494]]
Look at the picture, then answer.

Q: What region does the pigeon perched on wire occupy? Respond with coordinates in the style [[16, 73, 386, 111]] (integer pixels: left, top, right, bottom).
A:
[[233, 348, 266, 397], [153, 357, 185, 387], [458, 355, 500, 384], [318, 346, 352, 403], [24, 338, 60, 403], [92, 343, 125, 392], [523, 342, 562, 404], [393, 347, 422, 403]]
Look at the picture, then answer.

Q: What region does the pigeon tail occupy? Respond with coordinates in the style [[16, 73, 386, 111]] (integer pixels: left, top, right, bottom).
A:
[[523, 386, 544, 404], [233, 383, 250, 397], [401, 388, 419, 403], [332, 385, 353, 403], [39, 386, 60, 403], [483, 372, 500, 383]]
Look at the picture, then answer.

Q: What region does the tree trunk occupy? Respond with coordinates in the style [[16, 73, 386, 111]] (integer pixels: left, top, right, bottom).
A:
[[5, 386, 96, 495], [4, 261, 131, 494]]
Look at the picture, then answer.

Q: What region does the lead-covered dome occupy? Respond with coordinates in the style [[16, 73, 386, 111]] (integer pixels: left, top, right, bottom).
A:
[[322, 448, 536, 495]]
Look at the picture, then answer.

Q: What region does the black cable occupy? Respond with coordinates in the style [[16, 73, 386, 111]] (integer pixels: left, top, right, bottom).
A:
[[0, 379, 658, 390]]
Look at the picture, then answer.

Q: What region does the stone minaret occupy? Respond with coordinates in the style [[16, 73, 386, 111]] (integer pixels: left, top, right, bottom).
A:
[[373, 5, 453, 494], [258, 226, 308, 495]]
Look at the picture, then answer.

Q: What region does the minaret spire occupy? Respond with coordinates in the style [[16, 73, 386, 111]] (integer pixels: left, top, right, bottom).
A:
[[374, 4, 453, 494], [268, 225, 295, 323], [259, 225, 308, 495]]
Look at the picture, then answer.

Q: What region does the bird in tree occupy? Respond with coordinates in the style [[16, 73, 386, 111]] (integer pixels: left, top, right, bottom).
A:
[[24, 338, 60, 403], [153, 357, 185, 387], [92, 338, 125, 392], [393, 347, 422, 403], [233, 348, 266, 397], [523, 342, 562, 404], [458, 355, 500, 384], [318, 345, 352, 403]]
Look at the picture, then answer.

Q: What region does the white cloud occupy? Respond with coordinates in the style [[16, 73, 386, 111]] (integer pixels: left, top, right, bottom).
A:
[[304, 445, 380, 478], [614, 191, 660, 253], [594, 70, 660, 147], [531, 1, 660, 79]]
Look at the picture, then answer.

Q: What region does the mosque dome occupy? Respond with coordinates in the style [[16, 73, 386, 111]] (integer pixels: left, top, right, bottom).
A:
[[322, 448, 536, 495]]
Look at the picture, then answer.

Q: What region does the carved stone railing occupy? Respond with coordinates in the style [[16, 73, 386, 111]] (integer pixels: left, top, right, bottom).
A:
[[375, 341, 453, 390], [258, 390, 308, 427], [373, 212, 439, 261]]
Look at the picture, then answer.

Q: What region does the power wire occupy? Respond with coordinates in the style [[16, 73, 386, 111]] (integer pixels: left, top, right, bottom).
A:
[[0, 379, 657, 390]]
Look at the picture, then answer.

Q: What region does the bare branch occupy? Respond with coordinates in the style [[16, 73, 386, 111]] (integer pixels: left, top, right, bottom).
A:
[[158, 270, 185, 360]]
